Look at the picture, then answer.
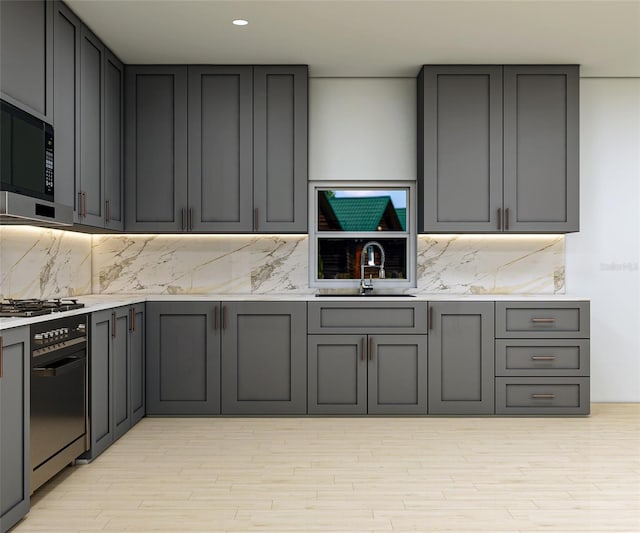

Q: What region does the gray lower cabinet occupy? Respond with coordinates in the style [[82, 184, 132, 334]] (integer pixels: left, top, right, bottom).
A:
[[495, 301, 590, 415], [418, 64, 579, 233], [86, 305, 143, 460], [308, 334, 427, 415], [0, 0, 53, 121], [428, 302, 495, 414], [0, 327, 30, 533], [222, 302, 307, 414], [129, 303, 145, 426], [146, 302, 220, 415]]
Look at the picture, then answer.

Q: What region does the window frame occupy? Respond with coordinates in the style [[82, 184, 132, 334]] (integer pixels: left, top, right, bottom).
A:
[[309, 181, 416, 289]]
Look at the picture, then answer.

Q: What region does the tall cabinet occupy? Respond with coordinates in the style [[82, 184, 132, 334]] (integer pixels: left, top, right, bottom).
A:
[[125, 65, 308, 233], [0, 328, 30, 533], [419, 64, 579, 233]]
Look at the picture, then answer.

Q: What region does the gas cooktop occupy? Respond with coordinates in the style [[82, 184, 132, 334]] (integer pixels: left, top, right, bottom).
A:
[[0, 298, 85, 318]]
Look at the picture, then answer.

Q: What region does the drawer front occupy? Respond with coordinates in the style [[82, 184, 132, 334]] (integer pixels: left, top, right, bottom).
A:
[[496, 377, 590, 415], [496, 301, 589, 338], [308, 302, 428, 334], [496, 339, 590, 376]]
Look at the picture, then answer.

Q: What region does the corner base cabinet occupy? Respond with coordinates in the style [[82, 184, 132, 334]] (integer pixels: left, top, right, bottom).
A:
[[0, 327, 30, 533]]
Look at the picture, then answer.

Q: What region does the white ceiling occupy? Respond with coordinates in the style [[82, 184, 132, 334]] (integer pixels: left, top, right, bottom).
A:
[[66, 0, 640, 77]]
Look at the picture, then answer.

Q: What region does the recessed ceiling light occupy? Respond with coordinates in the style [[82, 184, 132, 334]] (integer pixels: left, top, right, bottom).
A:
[[232, 19, 248, 26]]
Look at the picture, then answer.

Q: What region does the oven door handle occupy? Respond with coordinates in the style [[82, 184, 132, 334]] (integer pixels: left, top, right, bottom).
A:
[[33, 356, 85, 377]]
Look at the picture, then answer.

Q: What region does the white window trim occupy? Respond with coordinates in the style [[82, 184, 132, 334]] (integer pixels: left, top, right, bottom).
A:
[[309, 181, 417, 290]]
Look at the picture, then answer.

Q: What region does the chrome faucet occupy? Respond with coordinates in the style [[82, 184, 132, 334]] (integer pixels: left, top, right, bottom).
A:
[[360, 241, 386, 294]]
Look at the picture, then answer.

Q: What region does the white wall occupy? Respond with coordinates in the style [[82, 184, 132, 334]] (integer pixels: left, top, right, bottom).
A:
[[309, 78, 416, 181], [566, 78, 640, 402]]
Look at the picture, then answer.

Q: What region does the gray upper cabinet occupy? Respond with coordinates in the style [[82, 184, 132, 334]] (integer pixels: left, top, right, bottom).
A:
[[125, 65, 308, 233], [418, 66, 503, 233], [0, 328, 30, 533], [221, 302, 307, 414], [52, 1, 81, 210], [104, 50, 124, 231], [253, 66, 308, 233], [146, 302, 220, 415], [503, 65, 579, 232], [419, 64, 579, 233], [78, 25, 105, 227], [428, 302, 494, 414], [0, 0, 53, 122], [125, 66, 188, 232], [188, 66, 253, 232]]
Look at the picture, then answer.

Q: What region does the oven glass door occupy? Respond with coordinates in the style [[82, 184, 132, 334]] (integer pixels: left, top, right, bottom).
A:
[[30, 347, 86, 470]]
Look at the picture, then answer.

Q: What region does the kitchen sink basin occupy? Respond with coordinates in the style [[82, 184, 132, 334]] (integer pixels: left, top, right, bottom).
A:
[[315, 293, 416, 298]]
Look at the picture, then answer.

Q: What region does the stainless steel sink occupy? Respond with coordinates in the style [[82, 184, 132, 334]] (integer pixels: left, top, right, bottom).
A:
[[315, 294, 416, 298]]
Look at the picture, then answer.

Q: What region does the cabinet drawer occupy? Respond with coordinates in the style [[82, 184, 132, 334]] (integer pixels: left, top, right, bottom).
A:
[[496, 301, 589, 338], [496, 377, 589, 415], [307, 302, 428, 334], [496, 340, 589, 376]]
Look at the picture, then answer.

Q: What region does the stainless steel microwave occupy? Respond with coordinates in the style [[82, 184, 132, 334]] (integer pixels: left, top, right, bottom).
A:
[[0, 99, 72, 225]]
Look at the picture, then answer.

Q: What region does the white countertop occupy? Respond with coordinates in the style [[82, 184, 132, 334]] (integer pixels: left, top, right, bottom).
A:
[[0, 293, 590, 331]]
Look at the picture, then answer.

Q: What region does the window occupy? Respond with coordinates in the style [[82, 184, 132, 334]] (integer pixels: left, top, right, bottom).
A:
[[309, 182, 416, 289]]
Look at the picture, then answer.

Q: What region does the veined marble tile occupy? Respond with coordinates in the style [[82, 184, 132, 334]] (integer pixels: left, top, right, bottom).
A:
[[0, 226, 92, 299], [92, 235, 313, 295], [415, 235, 565, 294]]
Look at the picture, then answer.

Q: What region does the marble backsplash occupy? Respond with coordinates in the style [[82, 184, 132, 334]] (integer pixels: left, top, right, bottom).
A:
[[0, 228, 565, 298], [0, 226, 92, 299]]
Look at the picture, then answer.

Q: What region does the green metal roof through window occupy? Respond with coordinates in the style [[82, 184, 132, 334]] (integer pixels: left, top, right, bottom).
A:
[[327, 195, 406, 231]]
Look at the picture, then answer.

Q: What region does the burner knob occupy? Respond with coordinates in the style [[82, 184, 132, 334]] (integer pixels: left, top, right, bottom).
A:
[[34, 333, 44, 343]]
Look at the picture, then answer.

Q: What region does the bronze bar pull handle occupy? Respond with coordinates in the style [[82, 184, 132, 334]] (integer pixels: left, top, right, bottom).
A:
[[128, 308, 133, 332], [531, 318, 556, 324], [497, 208, 502, 231], [189, 207, 193, 231], [78, 192, 83, 216], [181, 208, 186, 231], [254, 208, 259, 231], [505, 207, 510, 230], [0, 336, 3, 379], [531, 355, 556, 361], [132, 308, 136, 332], [429, 306, 434, 330], [532, 394, 556, 400], [369, 337, 373, 361], [83, 192, 87, 217], [222, 306, 226, 330], [214, 306, 219, 331], [105, 199, 110, 223], [360, 336, 365, 362], [112, 312, 116, 337]]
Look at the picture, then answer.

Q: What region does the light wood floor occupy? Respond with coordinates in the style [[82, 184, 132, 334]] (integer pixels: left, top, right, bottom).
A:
[[14, 404, 640, 532]]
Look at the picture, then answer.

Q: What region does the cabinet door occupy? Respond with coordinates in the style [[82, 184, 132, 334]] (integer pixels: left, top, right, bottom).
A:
[[0, 0, 53, 121], [428, 302, 494, 414], [104, 50, 124, 231], [253, 66, 308, 233], [222, 302, 307, 414], [308, 335, 366, 414], [146, 302, 220, 415], [78, 26, 105, 227], [368, 334, 428, 415], [87, 310, 113, 459], [112, 307, 130, 441], [53, 1, 81, 210], [419, 66, 503, 233], [125, 66, 188, 232], [129, 304, 145, 426], [0, 328, 30, 533], [188, 66, 253, 232], [503, 65, 579, 232]]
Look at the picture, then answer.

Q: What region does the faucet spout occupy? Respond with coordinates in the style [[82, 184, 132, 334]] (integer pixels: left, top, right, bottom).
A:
[[360, 241, 386, 294]]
